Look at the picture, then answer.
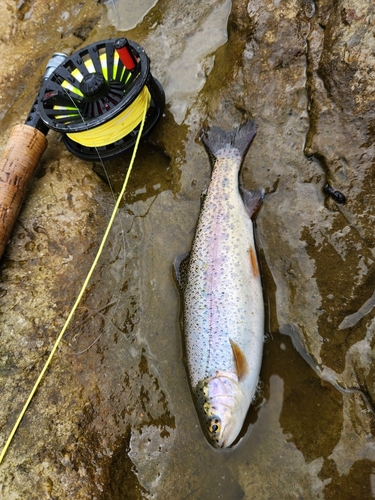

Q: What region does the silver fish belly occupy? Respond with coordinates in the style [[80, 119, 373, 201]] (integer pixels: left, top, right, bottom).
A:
[[178, 121, 264, 448]]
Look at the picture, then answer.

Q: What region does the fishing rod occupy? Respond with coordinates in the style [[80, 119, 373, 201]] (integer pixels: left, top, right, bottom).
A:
[[0, 37, 165, 260], [0, 37, 165, 464]]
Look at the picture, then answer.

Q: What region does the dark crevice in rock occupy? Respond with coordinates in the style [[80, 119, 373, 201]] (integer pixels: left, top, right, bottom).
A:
[[100, 426, 148, 500]]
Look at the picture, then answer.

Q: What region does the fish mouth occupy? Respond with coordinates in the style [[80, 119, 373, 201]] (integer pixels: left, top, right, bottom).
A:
[[204, 402, 238, 448], [195, 372, 247, 448], [207, 417, 238, 448]]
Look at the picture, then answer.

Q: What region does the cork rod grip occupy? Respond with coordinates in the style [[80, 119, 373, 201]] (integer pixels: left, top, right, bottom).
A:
[[0, 124, 48, 259]]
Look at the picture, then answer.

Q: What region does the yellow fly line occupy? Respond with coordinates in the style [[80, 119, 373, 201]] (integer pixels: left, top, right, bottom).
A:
[[66, 86, 151, 148], [0, 90, 149, 465]]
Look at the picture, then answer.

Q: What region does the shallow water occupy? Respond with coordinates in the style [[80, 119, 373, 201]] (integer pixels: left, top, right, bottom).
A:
[[0, 0, 375, 498], [105, 0, 160, 31]]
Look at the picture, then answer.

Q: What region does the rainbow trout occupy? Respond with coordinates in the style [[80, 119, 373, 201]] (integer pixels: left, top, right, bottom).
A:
[[176, 121, 264, 448]]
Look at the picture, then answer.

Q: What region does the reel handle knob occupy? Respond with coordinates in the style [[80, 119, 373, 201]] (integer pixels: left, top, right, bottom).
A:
[[0, 124, 48, 259]]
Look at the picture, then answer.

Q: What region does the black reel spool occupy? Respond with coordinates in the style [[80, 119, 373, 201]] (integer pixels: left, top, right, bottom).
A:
[[38, 38, 165, 161]]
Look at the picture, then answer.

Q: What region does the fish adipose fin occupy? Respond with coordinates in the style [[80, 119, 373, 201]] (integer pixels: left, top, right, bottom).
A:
[[200, 121, 257, 168], [229, 339, 249, 381]]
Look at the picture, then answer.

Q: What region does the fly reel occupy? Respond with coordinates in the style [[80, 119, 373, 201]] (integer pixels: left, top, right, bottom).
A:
[[0, 37, 165, 260], [37, 38, 165, 161]]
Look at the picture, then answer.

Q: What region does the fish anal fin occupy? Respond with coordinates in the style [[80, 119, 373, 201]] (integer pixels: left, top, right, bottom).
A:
[[241, 188, 264, 218], [229, 339, 249, 381]]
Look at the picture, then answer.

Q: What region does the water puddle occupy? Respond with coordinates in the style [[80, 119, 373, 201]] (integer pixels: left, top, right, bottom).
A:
[[152, 0, 232, 124], [105, 0, 232, 125], [104, 0, 160, 30]]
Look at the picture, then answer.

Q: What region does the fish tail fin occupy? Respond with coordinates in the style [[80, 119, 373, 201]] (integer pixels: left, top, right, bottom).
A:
[[200, 121, 257, 167]]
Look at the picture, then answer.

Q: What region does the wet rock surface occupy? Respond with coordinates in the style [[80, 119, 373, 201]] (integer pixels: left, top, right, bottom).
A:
[[0, 0, 375, 498]]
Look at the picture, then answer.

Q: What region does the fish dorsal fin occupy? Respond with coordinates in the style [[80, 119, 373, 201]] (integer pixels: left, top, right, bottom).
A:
[[229, 339, 248, 381], [173, 252, 190, 291], [240, 188, 264, 218]]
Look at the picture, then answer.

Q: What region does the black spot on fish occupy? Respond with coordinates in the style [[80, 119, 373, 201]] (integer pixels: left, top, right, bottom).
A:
[[324, 183, 346, 204]]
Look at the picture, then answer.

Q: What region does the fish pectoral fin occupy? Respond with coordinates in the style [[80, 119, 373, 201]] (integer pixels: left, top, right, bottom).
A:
[[229, 339, 249, 381], [173, 252, 190, 291], [240, 188, 264, 218]]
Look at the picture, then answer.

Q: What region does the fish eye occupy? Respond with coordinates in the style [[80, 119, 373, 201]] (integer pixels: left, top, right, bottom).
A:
[[208, 418, 221, 435]]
